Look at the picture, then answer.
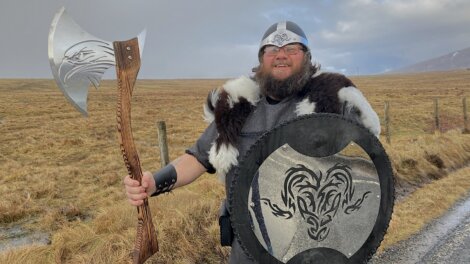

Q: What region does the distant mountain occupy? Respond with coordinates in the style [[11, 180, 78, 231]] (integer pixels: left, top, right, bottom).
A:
[[390, 46, 470, 73]]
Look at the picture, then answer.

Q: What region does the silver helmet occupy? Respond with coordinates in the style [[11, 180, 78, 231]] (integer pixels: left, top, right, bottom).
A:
[[259, 21, 309, 54]]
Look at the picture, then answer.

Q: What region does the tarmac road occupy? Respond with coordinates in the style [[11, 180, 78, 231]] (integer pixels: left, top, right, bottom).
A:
[[370, 192, 470, 264], [420, 214, 470, 263]]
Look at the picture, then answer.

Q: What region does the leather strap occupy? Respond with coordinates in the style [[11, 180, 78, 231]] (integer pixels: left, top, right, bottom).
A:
[[151, 164, 177, 196]]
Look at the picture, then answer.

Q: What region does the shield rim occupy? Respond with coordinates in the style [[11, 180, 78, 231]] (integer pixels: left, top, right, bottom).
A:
[[228, 113, 395, 264]]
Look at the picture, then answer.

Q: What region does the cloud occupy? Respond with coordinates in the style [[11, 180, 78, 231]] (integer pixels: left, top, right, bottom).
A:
[[1, 0, 470, 78], [306, 0, 470, 74]]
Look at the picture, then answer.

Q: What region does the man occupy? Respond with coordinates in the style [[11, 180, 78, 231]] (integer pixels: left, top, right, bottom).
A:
[[124, 21, 380, 263]]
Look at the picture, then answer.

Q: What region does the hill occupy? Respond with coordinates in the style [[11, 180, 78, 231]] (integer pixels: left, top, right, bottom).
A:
[[391, 46, 470, 73]]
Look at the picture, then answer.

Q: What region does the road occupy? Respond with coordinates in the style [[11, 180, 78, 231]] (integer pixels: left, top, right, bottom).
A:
[[370, 192, 470, 264]]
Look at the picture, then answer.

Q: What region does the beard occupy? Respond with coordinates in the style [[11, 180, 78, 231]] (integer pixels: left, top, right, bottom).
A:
[[255, 57, 318, 100]]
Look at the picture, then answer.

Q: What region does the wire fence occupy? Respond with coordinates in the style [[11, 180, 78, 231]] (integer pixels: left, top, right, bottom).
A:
[[157, 97, 470, 155], [383, 97, 470, 144]]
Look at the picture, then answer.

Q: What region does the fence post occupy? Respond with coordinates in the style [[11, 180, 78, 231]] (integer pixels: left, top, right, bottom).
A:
[[464, 97, 469, 133], [434, 98, 440, 133], [384, 101, 391, 144], [157, 121, 169, 167]]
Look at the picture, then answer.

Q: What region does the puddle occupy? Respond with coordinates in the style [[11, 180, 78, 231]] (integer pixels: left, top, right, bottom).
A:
[[0, 225, 50, 252]]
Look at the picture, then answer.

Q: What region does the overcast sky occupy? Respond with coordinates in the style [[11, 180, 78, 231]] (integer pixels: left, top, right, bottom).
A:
[[1, 0, 470, 79]]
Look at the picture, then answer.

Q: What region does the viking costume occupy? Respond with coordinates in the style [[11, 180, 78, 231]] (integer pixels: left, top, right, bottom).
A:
[[185, 70, 380, 263], [183, 21, 384, 263]]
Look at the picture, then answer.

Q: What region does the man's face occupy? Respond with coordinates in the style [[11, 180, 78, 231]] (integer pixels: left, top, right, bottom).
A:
[[260, 44, 306, 80]]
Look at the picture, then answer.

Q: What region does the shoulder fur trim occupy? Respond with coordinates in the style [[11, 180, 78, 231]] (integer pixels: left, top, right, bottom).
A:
[[295, 98, 316, 116], [203, 89, 219, 123], [223, 76, 260, 107], [338, 86, 381, 136], [203, 76, 260, 124], [300, 72, 353, 114], [298, 72, 380, 136], [312, 70, 323, 78], [208, 142, 239, 183]]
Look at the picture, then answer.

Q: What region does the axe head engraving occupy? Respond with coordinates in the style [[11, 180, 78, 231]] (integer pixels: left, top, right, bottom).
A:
[[48, 7, 146, 116]]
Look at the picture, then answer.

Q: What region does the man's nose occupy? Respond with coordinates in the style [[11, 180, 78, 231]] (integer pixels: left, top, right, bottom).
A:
[[274, 48, 288, 59]]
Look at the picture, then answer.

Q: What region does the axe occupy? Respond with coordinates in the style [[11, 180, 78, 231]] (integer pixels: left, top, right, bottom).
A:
[[48, 7, 158, 264]]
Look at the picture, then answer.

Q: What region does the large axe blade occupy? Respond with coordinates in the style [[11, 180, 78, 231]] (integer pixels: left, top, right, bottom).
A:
[[48, 7, 146, 116], [48, 7, 157, 264]]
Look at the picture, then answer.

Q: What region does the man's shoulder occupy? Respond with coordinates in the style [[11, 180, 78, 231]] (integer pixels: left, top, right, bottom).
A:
[[309, 71, 355, 90], [203, 76, 260, 124], [296, 71, 359, 114]]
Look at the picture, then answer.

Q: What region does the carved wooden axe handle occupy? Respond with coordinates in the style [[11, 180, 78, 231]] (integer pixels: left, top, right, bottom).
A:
[[114, 38, 159, 264]]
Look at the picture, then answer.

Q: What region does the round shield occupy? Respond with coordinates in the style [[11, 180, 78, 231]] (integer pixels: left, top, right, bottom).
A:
[[229, 113, 394, 264]]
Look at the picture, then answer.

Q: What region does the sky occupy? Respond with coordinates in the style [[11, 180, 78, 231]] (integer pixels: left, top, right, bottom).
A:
[[1, 0, 470, 79]]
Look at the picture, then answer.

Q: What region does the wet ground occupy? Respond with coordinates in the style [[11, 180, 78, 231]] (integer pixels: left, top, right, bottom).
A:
[[420, 215, 470, 263], [371, 192, 470, 264], [0, 225, 49, 252]]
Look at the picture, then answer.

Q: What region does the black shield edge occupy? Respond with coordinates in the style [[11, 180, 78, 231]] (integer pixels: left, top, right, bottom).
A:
[[228, 113, 395, 264]]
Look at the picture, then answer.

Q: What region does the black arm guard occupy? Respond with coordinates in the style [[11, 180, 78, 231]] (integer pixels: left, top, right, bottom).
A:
[[151, 164, 177, 196]]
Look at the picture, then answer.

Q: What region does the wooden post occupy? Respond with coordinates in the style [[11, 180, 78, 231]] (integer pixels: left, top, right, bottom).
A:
[[384, 101, 391, 144], [157, 121, 169, 167], [434, 98, 440, 133], [464, 97, 469, 133]]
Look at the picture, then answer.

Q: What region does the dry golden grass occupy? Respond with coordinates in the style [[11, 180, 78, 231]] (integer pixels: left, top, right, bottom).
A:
[[380, 166, 470, 251], [0, 70, 469, 263]]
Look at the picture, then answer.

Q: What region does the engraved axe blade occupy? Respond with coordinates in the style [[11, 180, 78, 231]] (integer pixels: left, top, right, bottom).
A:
[[48, 7, 146, 116]]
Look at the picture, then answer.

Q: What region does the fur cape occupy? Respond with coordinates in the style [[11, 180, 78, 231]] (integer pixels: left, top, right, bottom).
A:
[[203, 72, 381, 182]]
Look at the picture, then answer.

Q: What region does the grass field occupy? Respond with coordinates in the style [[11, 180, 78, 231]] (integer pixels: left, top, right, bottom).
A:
[[0, 70, 469, 263]]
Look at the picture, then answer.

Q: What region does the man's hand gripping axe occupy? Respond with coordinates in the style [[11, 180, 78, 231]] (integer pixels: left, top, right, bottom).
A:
[[48, 7, 158, 264]]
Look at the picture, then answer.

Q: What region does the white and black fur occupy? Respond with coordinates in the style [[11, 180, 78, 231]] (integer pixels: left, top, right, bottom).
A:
[[203, 73, 380, 182]]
